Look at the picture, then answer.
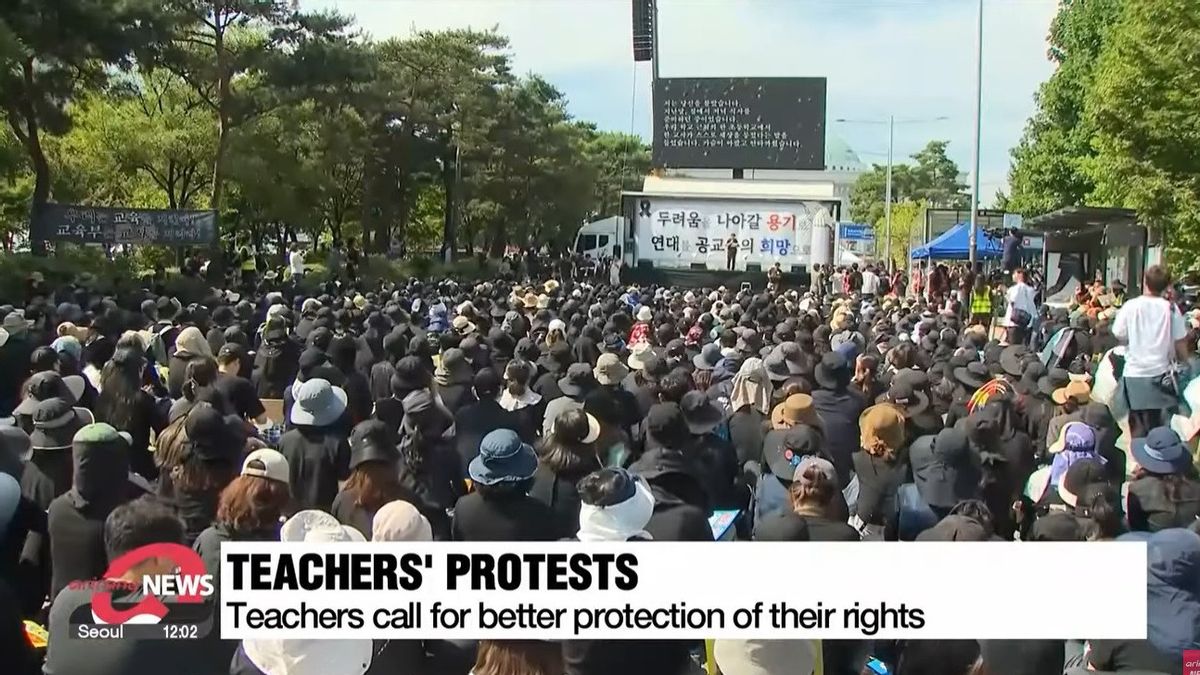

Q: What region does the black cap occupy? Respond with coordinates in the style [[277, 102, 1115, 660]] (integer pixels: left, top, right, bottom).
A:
[[306, 326, 333, 351], [641, 352, 669, 379], [646, 402, 689, 447], [218, 342, 247, 362], [184, 406, 241, 462]]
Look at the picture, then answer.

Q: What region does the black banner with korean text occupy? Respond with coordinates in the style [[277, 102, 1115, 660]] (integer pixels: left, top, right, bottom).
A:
[[30, 204, 218, 247], [653, 77, 827, 170]]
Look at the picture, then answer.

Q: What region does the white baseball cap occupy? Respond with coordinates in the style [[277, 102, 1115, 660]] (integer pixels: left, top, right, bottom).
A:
[[280, 510, 366, 543], [241, 448, 290, 484]]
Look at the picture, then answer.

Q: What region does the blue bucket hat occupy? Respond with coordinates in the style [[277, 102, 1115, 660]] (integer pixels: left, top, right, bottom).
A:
[[290, 378, 348, 427], [469, 429, 537, 486], [1132, 426, 1192, 475]]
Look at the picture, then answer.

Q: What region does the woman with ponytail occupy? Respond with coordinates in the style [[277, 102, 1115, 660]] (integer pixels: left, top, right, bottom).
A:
[[167, 404, 241, 544], [849, 404, 907, 540], [530, 409, 603, 536], [396, 390, 464, 538], [95, 346, 165, 481]]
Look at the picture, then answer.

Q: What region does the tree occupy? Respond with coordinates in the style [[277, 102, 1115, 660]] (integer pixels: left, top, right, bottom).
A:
[[582, 128, 651, 218], [908, 141, 968, 208], [1006, 0, 1124, 215], [877, 199, 926, 267], [0, 0, 178, 214], [1087, 0, 1200, 265], [162, 1, 358, 211], [54, 70, 215, 209], [360, 29, 510, 255], [463, 75, 597, 255], [850, 164, 912, 225], [0, 132, 29, 247], [849, 140, 964, 224]]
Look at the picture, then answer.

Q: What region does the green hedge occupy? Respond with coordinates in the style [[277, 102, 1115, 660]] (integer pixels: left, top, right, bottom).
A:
[[0, 249, 503, 303]]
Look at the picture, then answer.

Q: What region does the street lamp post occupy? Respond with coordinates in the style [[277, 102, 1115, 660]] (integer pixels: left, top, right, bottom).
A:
[[834, 116, 948, 275], [884, 115, 893, 274], [968, 0, 984, 268]]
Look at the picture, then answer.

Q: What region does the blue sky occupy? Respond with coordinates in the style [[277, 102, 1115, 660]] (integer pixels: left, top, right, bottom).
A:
[[307, 0, 1060, 206]]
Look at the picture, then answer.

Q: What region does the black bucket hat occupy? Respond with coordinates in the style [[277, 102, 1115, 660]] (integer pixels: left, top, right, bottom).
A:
[[349, 420, 399, 469], [814, 352, 850, 390], [1038, 367, 1070, 398], [877, 381, 930, 418], [30, 398, 90, 450], [910, 428, 980, 509], [680, 390, 725, 436], [953, 361, 990, 391], [693, 343, 722, 371], [999, 345, 1029, 378], [558, 363, 597, 398]]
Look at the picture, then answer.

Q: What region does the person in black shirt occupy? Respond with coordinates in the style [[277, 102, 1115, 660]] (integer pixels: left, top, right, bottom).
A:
[[278, 379, 352, 512], [332, 420, 420, 538], [454, 428, 560, 541], [215, 343, 267, 425]]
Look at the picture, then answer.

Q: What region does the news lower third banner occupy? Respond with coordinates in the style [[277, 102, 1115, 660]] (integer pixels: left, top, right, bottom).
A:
[[219, 542, 1147, 641]]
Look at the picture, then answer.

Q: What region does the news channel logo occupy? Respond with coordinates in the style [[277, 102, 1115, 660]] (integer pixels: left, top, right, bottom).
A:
[[69, 542, 215, 640]]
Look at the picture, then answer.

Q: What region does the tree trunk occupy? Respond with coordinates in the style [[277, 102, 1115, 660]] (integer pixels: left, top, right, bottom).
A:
[[18, 59, 50, 255], [329, 219, 343, 248], [211, 116, 230, 211], [210, 26, 232, 213], [441, 148, 456, 263], [487, 219, 505, 257], [392, 177, 409, 257]]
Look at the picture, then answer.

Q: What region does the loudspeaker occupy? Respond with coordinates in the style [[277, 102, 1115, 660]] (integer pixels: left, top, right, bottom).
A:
[[746, 263, 762, 273], [637, 259, 653, 269], [632, 0, 654, 61], [690, 263, 706, 270]]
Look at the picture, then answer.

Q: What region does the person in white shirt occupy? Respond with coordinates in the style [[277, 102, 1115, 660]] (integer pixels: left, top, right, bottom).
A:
[[1112, 265, 1189, 437], [288, 243, 306, 279], [861, 264, 880, 296], [1005, 268, 1039, 345]]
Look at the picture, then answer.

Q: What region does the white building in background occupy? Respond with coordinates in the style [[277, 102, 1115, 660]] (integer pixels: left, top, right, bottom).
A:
[[656, 134, 867, 221]]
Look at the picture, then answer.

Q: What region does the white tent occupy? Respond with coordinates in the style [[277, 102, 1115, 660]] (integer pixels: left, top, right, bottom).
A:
[[837, 250, 864, 265]]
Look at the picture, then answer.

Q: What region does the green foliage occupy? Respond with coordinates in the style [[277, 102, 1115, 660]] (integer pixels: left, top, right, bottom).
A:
[[2, 10, 650, 259], [878, 200, 926, 266], [850, 140, 967, 224], [0, 0, 182, 208], [1007, 0, 1200, 268], [0, 248, 124, 297], [583, 128, 651, 219], [1087, 0, 1200, 267], [1006, 0, 1124, 215]]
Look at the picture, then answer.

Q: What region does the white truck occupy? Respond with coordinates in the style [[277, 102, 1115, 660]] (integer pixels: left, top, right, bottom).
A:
[[574, 176, 839, 274]]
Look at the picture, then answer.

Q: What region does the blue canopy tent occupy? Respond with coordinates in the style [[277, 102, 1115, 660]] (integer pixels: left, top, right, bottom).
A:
[[910, 222, 1003, 259]]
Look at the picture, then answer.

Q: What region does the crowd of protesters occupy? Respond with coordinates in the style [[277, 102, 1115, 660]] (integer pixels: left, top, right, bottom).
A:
[[0, 253, 1197, 675]]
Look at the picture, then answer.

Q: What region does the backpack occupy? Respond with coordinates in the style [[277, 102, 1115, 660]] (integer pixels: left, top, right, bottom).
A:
[[153, 409, 191, 491]]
